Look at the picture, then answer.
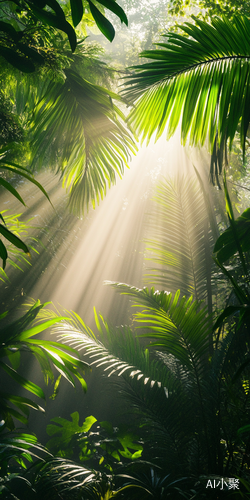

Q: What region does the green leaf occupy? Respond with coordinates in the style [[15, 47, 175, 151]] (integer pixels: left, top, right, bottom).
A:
[[88, 0, 115, 42], [7, 349, 20, 370], [0, 178, 25, 206], [50, 374, 61, 400], [0, 224, 29, 255], [18, 317, 69, 340], [30, 4, 77, 51], [96, 0, 128, 26], [0, 361, 45, 399], [70, 0, 83, 26], [0, 393, 45, 413], [0, 240, 7, 269], [46, 412, 97, 451]]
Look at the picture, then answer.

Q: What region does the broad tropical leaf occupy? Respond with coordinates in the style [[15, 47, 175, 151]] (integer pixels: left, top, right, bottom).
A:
[[31, 70, 136, 214], [124, 15, 250, 180]]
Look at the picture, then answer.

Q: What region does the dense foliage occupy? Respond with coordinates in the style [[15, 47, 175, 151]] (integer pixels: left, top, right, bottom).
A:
[[1, 0, 250, 498]]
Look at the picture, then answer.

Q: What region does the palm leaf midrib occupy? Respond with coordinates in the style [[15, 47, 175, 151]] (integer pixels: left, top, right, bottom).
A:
[[130, 55, 250, 90]]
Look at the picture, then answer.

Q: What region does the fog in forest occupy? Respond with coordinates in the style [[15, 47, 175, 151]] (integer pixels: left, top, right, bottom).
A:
[[1, 133, 204, 438], [2, 1, 250, 495]]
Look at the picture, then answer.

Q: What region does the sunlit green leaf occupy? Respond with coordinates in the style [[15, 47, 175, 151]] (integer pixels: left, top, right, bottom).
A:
[[88, 0, 115, 42], [96, 0, 128, 26], [124, 15, 250, 173]]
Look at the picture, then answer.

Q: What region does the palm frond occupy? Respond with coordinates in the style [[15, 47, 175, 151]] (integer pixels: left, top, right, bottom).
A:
[[108, 283, 211, 376], [0, 431, 51, 470], [50, 307, 172, 388], [48, 291, 218, 474], [144, 175, 215, 305], [31, 70, 137, 214], [119, 373, 202, 474], [124, 15, 250, 176], [33, 458, 96, 500]]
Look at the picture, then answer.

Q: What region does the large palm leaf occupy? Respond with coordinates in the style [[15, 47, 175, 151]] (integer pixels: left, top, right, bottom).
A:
[[49, 308, 195, 471], [145, 175, 216, 308], [124, 15, 250, 179], [31, 70, 136, 214], [49, 306, 172, 387], [110, 283, 211, 380]]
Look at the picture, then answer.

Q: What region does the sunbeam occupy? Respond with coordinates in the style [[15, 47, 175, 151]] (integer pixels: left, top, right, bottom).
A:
[[1, 135, 200, 319], [0, 135, 211, 444]]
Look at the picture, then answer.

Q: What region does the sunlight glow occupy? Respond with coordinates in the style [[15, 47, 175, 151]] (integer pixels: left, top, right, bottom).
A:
[[0, 136, 211, 434]]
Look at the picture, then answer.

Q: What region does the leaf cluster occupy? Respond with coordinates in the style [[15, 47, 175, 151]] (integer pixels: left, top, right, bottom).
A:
[[0, 300, 89, 431], [0, 0, 128, 75], [45, 411, 143, 469]]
